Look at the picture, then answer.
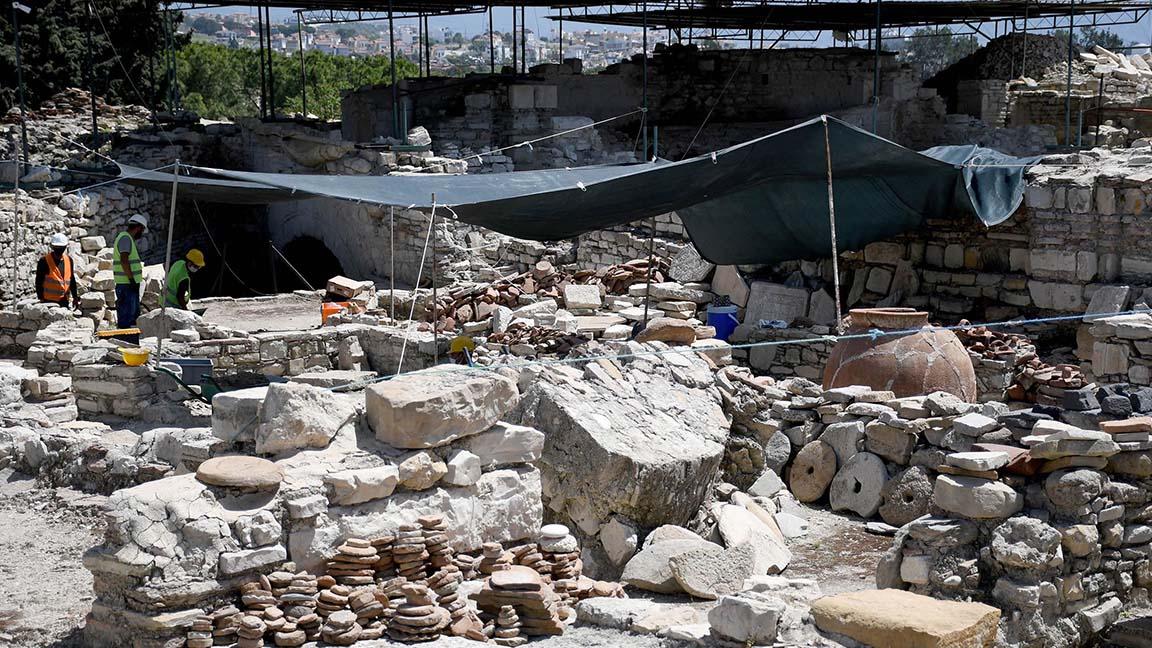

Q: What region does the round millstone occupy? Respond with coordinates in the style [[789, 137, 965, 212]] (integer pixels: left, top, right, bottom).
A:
[[788, 440, 837, 503], [540, 524, 570, 539], [829, 451, 888, 518], [196, 456, 284, 491], [878, 466, 934, 527]]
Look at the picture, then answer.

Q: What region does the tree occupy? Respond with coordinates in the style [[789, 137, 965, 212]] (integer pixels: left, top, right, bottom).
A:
[[896, 27, 979, 79], [1053, 27, 1127, 51], [0, 0, 178, 113], [189, 15, 222, 35], [177, 42, 419, 120], [335, 27, 357, 41]]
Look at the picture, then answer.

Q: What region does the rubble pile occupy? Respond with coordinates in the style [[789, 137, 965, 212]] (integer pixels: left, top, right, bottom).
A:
[[956, 322, 1087, 404], [2, 88, 152, 123]]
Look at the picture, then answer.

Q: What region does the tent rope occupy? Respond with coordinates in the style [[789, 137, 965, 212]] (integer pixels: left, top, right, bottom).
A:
[[822, 116, 845, 335], [396, 202, 437, 374], [461, 108, 646, 163]]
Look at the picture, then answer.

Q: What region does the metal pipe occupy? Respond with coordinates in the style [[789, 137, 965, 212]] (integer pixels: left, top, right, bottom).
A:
[[512, 4, 518, 75], [10, 171, 20, 305], [520, 4, 526, 73], [389, 205, 395, 319], [255, 5, 267, 118], [158, 159, 180, 358], [489, 6, 495, 73], [265, 4, 276, 120], [86, 1, 98, 156], [297, 12, 308, 117], [559, 15, 563, 62], [430, 194, 438, 365], [1065, 0, 1075, 146], [1096, 73, 1104, 146], [642, 1, 648, 159], [872, 0, 881, 133], [12, 3, 29, 170], [1022, 0, 1030, 77], [388, 0, 398, 137], [424, 14, 431, 77]]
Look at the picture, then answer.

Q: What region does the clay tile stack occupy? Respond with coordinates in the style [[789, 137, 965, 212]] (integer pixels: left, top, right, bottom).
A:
[[278, 572, 319, 618], [494, 605, 527, 647], [479, 542, 513, 575], [186, 615, 214, 648], [211, 606, 242, 645], [295, 613, 322, 642], [386, 583, 451, 642], [240, 581, 277, 610], [267, 569, 295, 599], [538, 524, 582, 583], [235, 614, 266, 648], [262, 606, 287, 634], [320, 609, 362, 646], [348, 588, 387, 639], [316, 584, 351, 618], [379, 576, 409, 623], [371, 534, 396, 577], [272, 620, 306, 647], [475, 565, 566, 637], [511, 542, 551, 577], [394, 523, 431, 581], [429, 565, 467, 624], [421, 514, 455, 570], [327, 538, 379, 586], [454, 553, 478, 580]]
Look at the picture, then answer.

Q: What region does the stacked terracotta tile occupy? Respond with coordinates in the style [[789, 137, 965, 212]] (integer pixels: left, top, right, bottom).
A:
[[454, 553, 478, 580], [276, 571, 319, 620], [320, 609, 361, 645], [326, 537, 378, 586], [474, 565, 566, 637], [493, 605, 527, 647], [186, 615, 214, 648], [394, 522, 430, 581], [478, 542, 513, 575], [209, 605, 242, 645], [371, 534, 396, 577], [348, 587, 387, 640], [236, 614, 266, 648], [316, 584, 351, 619], [538, 524, 582, 583], [421, 514, 454, 570], [487, 323, 589, 354], [378, 576, 409, 624], [385, 582, 451, 642]]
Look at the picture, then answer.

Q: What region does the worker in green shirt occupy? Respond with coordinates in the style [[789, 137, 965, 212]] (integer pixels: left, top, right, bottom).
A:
[[114, 214, 148, 330], [165, 249, 206, 309]]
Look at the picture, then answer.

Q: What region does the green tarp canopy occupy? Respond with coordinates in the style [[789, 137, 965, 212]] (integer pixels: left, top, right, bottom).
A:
[[119, 115, 1035, 265]]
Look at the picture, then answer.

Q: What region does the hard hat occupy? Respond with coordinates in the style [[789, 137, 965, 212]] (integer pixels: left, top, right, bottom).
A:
[[50, 233, 69, 248], [449, 335, 476, 354], [127, 214, 149, 231], [186, 248, 206, 267]]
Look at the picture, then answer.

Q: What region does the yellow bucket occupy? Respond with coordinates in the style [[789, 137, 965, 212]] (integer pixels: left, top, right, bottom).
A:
[[121, 348, 151, 367]]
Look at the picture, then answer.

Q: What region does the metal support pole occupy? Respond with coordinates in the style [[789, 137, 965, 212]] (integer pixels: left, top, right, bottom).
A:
[[417, 14, 423, 77], [488, 6, 495, 73], [12, 4, 29, 171], [641, 218, 656, 328], [512, 4, 518, 75], [424, 15, 431, 77], [558, 16, 563, 62], [10, 173, 20, 305], [255, 6, 267, 118], [86, 1, 98, 156], [388, 0, 399, 137], [430, 194, 438, 365], [520, 5, 526, 73], [1065, 0, 1075, 146], [642, 2, 649, 159], [297, 12, 308, 117], [389, 205, 395, 319], [265, 4, 276, 120], [1096, 73, 1105, 146], [822, 117, 844, 334], [872, 0, 881, 133], [158, 160, 180, 357], [1022, 0, 1030, 77]]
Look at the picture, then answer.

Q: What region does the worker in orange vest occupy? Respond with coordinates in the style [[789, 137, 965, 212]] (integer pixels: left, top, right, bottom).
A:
[[35, 233, 78, 308]]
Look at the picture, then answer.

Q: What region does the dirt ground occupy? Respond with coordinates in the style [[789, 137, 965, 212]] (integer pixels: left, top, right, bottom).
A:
[[0, 472, 102, 648], [0, 470, 889, 648], [201, 293, 322, 333]]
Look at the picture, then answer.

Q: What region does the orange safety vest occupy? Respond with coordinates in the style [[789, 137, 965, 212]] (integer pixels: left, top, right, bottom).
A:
[[41, 253, 72, 303]]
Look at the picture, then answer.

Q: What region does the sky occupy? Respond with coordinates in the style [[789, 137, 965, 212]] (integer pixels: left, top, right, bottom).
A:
[[192, 4, 1152, 47]]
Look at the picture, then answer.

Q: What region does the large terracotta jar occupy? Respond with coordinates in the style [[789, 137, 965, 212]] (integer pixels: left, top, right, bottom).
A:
[[822, 308, 977, 402]]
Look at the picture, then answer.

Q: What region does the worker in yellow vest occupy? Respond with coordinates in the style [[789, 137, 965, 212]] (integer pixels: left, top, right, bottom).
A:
[[114, 214, 148, 329], [165, 249, 206, 310], [35, 233, 78, 308]]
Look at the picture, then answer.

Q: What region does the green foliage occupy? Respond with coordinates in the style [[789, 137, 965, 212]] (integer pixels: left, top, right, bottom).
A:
[[897, 27, 979, 79], [1052, 27, 1127, 51], [177, 42, 418, 120], [0, 0, 176, 113], [188, 15, 221, 36]]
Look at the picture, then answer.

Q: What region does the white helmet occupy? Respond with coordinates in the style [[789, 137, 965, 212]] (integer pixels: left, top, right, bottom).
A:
[[128, 214, 149, 231], [50, 233, 69, 248]]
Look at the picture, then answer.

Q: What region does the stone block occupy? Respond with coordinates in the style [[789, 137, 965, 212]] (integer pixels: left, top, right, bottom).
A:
[[218, 545, 287, 576], [533, 85, 558, 109], [443, 449, 482, 487], [707, 593, 785, 645], [366, 366, 518, 449], [1094, 342, 1130, 376], [810, 589, 1000, 648], [745, 282, 808, 325], [508, 85, 536, 109], [711, 265, 750, 307], [563, 284, 602, 310], [324, 465, 399, 505], [256, 382, 357, 455]]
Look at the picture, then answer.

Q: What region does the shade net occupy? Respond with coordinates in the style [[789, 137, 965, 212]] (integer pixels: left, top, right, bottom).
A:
[[118, 116, 1036, 265]]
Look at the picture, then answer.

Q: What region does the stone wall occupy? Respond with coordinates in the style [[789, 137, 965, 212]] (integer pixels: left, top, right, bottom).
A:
[[72, 363, 159, 418], [1084, 313, 1152, 385]]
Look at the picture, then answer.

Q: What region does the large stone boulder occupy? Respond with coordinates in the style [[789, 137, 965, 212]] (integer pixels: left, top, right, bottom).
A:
[[811, 589, 1000, 648], [621, 538, 719, 593], [716, 504, 791, 575], [516, 357, 728, 547], [138, 307, 203, 340], [255, 382, 358, 455], [366, 366, 518, 449]]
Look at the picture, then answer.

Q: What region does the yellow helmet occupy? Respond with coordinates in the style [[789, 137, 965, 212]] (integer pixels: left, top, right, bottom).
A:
[[186, 249, 206, 267], [449, 335, 476, 354]]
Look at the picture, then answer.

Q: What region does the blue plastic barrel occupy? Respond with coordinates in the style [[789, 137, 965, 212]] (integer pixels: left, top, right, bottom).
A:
[[706, 305, 740, 341]]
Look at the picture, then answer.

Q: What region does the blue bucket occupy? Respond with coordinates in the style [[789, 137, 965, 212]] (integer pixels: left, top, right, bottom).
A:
[[706, 305, 740, 341]]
